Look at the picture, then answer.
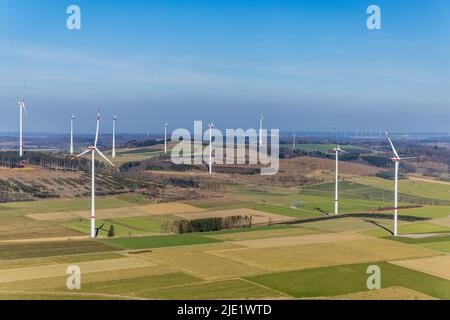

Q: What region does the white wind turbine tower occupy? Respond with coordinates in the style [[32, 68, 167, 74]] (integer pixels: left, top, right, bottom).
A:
[[17, 100, 27, 158], [333, 130, 348, 215], [386, 132, 414, 237], [259, 114, 264, 147], [112, 115, 117, 158], [73, 113, 115, 239], [293, 133, 296, 150], [70, 114, 75, 155], [164, 122, 168, 154], [208, 122, 214, 174]]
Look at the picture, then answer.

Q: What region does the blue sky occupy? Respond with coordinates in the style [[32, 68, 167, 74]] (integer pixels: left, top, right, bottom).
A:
[[0, 0, 449, 133]]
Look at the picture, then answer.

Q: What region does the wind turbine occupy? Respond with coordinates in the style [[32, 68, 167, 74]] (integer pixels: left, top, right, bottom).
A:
[[386, 132, 414, 237], [293, 133, 296, 150], [112, 115, 117, 158], [333, 130, 348, 215], [208, 122, 214, 174], [17, 100, 26, 158], [259, 114, 264, 147], [164, 122, 168, 154], [72, 113, 115, 239], [70, 114, 75, 155]]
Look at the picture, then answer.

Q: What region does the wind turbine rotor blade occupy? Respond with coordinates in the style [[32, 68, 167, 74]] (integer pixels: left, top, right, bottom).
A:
[[72, 149, 91, 159], [333, 124, 340, 149], [22, 104, 28, 118], [94, 113, 100, 147], [385, 132, 399, 158], [95, 148, 115, 167]]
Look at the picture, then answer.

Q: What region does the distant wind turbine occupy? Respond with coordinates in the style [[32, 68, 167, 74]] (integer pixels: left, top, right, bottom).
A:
[[17, 100, 27, 158], [164, 122, 168, 154], [293, 133, 296, 150], [70, 114, 75, 155], [333, 129, 348, 215], [386, 131, 415, 237], [112, 115, 117, 158], [208, 122, 214, 175], [259, 114, 264, 147], [72, 112, 115, 239]]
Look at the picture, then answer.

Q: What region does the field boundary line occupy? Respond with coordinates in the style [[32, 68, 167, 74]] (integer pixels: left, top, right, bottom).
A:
[[239, 278, 293, 298], [133, 277, 291, 298], [133, 279, 218, 295], [0, 290, 145, 300]]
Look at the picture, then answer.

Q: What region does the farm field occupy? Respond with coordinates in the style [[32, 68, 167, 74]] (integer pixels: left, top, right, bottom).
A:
[[281, 143, 366, 154], [0, 213, 447, 300], [351, 176, 450, 203], [0, 161, 448, 300], [247, 262, 450, 299]]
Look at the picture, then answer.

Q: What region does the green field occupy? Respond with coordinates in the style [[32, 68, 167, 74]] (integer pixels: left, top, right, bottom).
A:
[[64, 220, 146, 237], [0, 252, 123, 270], [139, 279, 287, 299], [225, 184, 394, 216], [282, 143, 366, 154], [302, 181, 440, 205], [0, 162, 449, 300], [352, 176, 450, 203], [103, 234, 222, 250], [0, 240, 121, 260], [247, 262, 450, 299], [117, 148, 163, 156], [59, 272, 201, 295], [419, 241, 450, 253], [64, 215, 175, 237], [363, 222, 450, 238]]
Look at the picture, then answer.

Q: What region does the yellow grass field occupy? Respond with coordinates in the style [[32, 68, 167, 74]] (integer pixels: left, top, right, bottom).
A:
[[229, 232, 371, 249], [212, 226, 320, 241], [0, 258, 156, 284], [28, 203, 204, 221], [390, 255, 450, 280], [132, 243, 269, 280], [335, 286, 436, 300], [0, 236, 90, 244], [0, 267, 182, 293], [429, 217, 450, 228], [208, 236, 438, 272]]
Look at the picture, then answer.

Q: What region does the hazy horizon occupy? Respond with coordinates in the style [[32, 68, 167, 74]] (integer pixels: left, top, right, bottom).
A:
[[1, 0, 449, 133]]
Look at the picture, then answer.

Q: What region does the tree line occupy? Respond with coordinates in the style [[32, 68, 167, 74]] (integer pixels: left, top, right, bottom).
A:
[[162, 215, 253, 234], [0, 151, 107, 172]]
